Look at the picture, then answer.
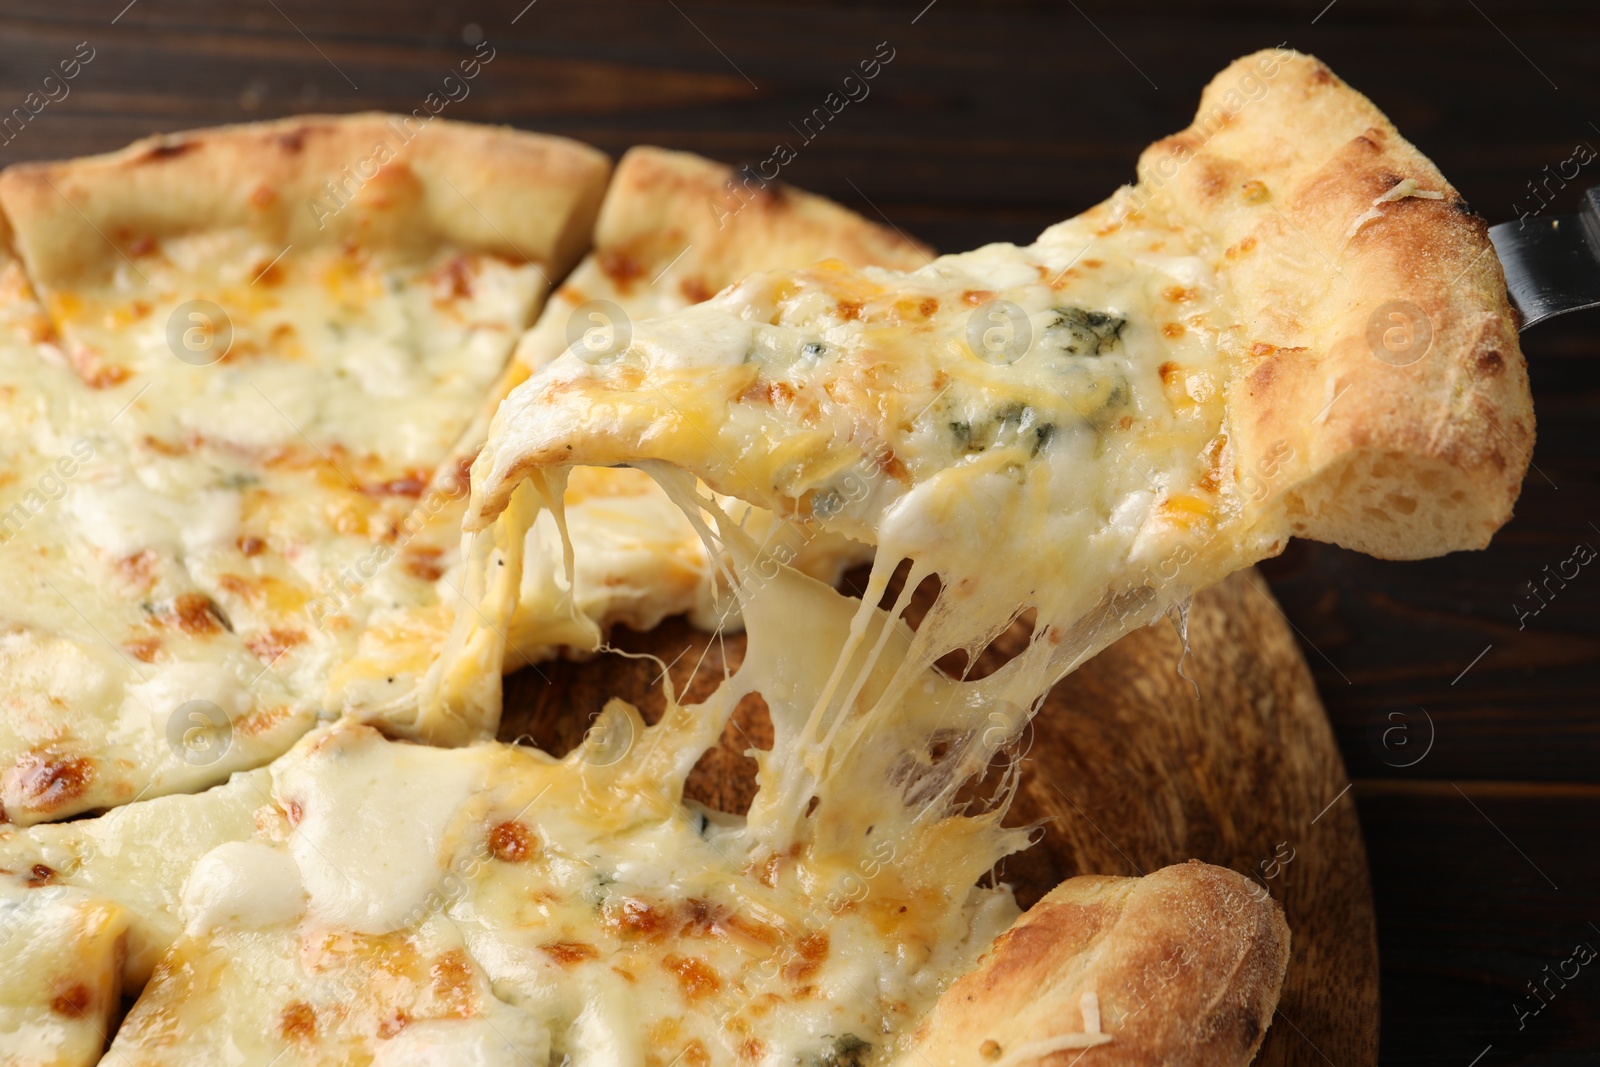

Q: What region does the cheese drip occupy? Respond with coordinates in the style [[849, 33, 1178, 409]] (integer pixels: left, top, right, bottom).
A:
[[429, 190, 1283, 865]]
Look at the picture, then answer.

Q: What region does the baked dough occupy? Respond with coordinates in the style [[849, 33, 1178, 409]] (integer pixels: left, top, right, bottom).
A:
[[0, 112, 607, 288], [895, 862, 1289, 1067], [1139, 51, 1532, 558]]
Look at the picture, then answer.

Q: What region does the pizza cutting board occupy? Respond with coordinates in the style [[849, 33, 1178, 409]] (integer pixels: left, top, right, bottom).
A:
[[499, 567, 1379, 1067]]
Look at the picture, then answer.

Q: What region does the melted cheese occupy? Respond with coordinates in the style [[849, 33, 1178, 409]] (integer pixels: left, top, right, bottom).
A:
[[0, 236, 543, 823], [0, 874, 127, 1067], [0, 156, 1305, 1066], [0, 767, 274, 987], [414, 191, 1294, 1062], [180, 841, 305, 936], [329, 239, 870, 742], [441, 191, 1278, 809], [344, 245, 874, 742], [5, 721, 1013, 1065], [276, 727, 486, 934]]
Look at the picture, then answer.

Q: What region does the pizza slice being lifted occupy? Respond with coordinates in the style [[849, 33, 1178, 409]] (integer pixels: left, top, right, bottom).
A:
[[437, 47, 1530, 735]]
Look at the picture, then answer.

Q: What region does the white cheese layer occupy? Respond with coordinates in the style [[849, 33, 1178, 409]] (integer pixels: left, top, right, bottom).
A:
[[9, 720, 1013, 1066], [0, 875, 128, 1067], [423, 191, 1290, 1061], [0, 236, 544, 823]]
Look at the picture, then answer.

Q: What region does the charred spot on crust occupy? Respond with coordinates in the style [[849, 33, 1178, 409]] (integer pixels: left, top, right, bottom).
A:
[[365, 473, 429, 497], [1248, 357, 1280, 393], [279, 1000, 317, 1042], [278, 130, 307, 154], [542, 941, 601, 966], [1213, 999, 1268, 1053], [245, 627, 305, 664], [403, 548, 446, 582], [1195, 158, 1236, 201], [143, 141, 197, 162], [1224, 235, 1258, 259], [1474, 349, 1505, 378], [783, 931, 831, 981], [597, 249, 645, 289], [159, 592, 231, 635], [430, 949, 475, 1001], [49, 982, 92, 1016], [662, 953, 721, 998], [606, 896, 669, 939], [9, 752, 94, 812], [487, 819, 535, 862]]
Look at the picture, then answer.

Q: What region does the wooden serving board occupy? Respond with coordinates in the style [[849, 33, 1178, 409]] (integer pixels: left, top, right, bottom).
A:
[[500, 567, 1378, 1067]]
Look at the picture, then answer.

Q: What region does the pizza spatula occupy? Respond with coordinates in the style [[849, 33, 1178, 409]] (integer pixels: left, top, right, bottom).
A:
[[1490, 186, 1600, 328]]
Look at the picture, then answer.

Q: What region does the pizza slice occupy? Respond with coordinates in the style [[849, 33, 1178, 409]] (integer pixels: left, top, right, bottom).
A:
[[343, 145, 931, 742], [0, 768, 273, 990], [890, 862, 1290, 1067], [0, 115, 610, 821], [442, 47, 1530, 738]]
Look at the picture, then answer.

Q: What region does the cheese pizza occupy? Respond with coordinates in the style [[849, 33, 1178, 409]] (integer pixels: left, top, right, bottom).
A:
[[0, 47, 1533, 1067]]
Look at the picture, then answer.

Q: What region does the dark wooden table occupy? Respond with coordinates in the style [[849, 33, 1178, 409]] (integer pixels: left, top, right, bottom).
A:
[[2, 1, 1594, 1062]]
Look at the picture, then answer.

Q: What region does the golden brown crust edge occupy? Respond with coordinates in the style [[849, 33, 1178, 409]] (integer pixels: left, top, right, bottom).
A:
[[0, 112, 611, 287], [592, 144, 933, 297], [1139, 50, 1534, 559], [897, 862, 1290, 1067]]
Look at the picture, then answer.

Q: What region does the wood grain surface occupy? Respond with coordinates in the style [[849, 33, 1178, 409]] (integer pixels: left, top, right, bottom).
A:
[[503, 568, 1378, 1067], [0, 1, 1594, 1063]]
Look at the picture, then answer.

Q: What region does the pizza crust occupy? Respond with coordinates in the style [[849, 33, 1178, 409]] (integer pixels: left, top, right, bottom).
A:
[[1139, 50, 1533, 559], [0, 113, 610, 288], [587, 144, 932, 299], [900, 862, 1289, 1067]]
